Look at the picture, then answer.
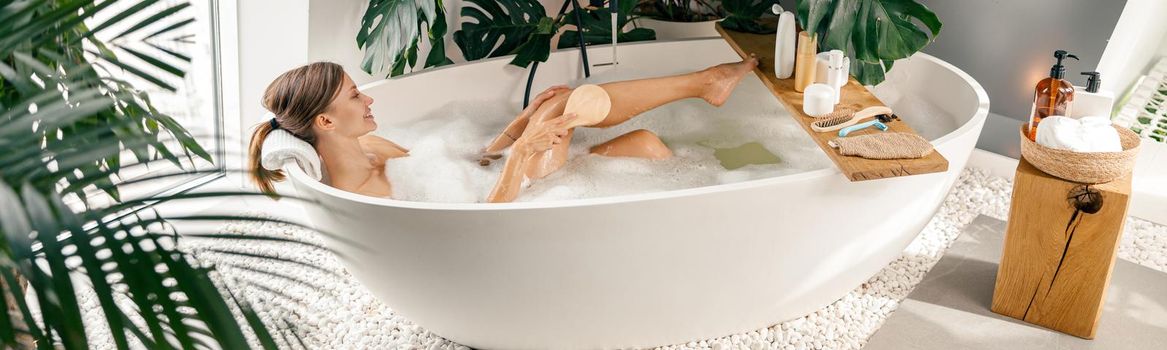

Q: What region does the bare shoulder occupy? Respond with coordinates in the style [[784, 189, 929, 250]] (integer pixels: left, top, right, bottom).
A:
[[328, 167, 392, 198], [359, 135, 409, 162]]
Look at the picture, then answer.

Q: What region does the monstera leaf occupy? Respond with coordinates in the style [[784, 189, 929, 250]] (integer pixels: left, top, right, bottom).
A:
[[454, 0, 556, 68], [357, 0, 452, 77], [719, 0, 778, 34], [557, 0, 655, 49], [797, 0, 941, 85]]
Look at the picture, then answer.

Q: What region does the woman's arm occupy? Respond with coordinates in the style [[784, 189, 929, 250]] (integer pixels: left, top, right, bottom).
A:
[[483, 85, 571, 156], [486, 113, 577, 203], [486, 144, 533, 203]]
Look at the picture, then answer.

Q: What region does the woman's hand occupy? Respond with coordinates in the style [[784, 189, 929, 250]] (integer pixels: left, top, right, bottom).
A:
[[528, 85, 570, 111], [478, 85, 571, 166], [515, 85, 570, 122], [514, 113, 578, 157]]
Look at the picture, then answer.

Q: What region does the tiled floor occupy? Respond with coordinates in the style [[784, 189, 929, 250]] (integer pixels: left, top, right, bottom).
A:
[[865, 215, 1167, 349]]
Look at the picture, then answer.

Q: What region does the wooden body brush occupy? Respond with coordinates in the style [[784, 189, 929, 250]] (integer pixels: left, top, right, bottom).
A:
[[811, 105, 894, 132], [560, 84, 611, 128]]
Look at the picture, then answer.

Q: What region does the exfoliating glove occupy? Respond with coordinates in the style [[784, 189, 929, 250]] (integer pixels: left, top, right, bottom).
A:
[[829, 132, 934, 160]]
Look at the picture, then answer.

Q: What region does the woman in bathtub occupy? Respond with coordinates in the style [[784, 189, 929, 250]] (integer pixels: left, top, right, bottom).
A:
[[248, 57, 758, 202]]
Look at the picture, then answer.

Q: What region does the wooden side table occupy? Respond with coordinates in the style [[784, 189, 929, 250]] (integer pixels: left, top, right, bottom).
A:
[[991, 157, 1132, 339]]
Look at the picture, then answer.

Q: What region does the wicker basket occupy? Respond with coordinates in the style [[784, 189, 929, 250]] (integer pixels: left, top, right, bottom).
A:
[[1020, 124, 1141, 184]]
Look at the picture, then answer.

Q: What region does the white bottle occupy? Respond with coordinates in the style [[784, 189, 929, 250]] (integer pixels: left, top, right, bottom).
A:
[[773, 5, 796, 79], [815, 52, 831, 84], [825, 50, 846, 104], [815, 51, 849, 86], [813, 50, 848, 104], [1069, 72, 1114, 119]]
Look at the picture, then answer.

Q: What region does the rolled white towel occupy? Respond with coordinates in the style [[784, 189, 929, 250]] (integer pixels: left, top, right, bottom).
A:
[[1035, 116, 1122, 153], [259, 112, 323, 180]]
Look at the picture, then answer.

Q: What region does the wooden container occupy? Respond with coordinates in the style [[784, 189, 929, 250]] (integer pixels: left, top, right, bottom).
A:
[[990, 157, 1133, 339], [1020, 125, 1141, 184]]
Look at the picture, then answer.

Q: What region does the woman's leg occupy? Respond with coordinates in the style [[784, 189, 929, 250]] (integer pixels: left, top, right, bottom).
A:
[[482, 85, 570, 155], [520, 95, 573, 179], [493, 57, 758, 179], [590, 57, 758, 128], [589, 129, 672, 159], [482, 113, 530, 155]]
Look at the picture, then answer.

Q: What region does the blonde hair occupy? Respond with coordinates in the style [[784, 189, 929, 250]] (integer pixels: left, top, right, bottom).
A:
[[248, 62, 344, 197]]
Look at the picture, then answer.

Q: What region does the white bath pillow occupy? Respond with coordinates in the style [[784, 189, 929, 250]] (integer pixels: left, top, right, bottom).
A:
[[259, 112, 324, 180]]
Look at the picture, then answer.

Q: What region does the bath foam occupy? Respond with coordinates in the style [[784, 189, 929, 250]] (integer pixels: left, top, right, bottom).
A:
[[381, 92, 831, 203]]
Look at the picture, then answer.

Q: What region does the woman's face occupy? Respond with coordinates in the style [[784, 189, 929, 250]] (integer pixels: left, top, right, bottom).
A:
[[320, 74, 376, 138]]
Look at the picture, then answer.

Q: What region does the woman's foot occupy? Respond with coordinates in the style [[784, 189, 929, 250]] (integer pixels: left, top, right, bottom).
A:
[[702, 56, 758, 106]]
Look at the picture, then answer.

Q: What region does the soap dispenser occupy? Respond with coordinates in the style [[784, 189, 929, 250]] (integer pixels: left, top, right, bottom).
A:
[[1070, 71, 1115, 119], [1026, 50, 1079, 141]]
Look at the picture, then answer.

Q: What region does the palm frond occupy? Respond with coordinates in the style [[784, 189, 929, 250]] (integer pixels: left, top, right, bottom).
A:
[[0, 1, 333, 348]]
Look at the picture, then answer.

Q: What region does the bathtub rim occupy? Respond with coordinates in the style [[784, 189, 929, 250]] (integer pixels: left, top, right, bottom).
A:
[[285, 42, 990, 211]]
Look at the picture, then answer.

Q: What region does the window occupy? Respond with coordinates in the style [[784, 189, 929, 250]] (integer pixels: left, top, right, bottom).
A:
[[87, 0, 226, 202]]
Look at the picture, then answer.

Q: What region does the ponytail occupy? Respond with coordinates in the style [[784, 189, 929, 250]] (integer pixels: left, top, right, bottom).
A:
[[248, 120, 285, 198], [250, 61, 341, 198]]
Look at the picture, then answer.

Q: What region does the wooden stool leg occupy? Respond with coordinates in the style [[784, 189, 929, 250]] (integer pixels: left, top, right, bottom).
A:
[[991, 158, 1132, 339]]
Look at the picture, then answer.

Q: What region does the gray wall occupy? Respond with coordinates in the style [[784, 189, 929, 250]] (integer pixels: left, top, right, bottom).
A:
[[776, 0, 1127, 157], [917, 0, 1125, 157]]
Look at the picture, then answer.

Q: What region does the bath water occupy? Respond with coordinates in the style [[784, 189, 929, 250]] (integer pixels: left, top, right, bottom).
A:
[[698, 141, 783, 170], [379, 91, 832, 203], [380, 67, 859, 203]]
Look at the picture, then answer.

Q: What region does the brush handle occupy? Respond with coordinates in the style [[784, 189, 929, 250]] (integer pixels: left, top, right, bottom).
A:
[[853, 105, 893, 121], [811, 105, 894, 133], [838, 120, 889, 137]]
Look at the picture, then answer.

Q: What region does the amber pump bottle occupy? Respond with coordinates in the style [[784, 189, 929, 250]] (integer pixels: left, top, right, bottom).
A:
[[1026, 50, 1079, 141]]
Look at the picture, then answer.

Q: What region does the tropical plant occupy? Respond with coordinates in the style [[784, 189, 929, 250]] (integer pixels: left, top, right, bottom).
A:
[[1, 0, 326, 348], [454, 0, 655, 69], [357, 0, 453, 77], [634, 0, 723, 22], [558, 0, 655, 49], [796, 0, 941, 85], [453, 0, 556, 68], [719, 0, 778, 34]]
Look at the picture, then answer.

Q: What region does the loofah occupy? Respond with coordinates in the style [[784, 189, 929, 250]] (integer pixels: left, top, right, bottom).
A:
[[831, 132, 934, 159]]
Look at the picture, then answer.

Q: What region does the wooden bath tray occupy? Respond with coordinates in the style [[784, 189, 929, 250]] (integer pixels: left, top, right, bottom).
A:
[[715, 23, 948, 181]]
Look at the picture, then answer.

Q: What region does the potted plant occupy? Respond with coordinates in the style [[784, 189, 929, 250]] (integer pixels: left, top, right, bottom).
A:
[[719, 0, 941, 86], [797, 0, 942, 85], [359, 0, 655, 76], [357, 0, 453, 78], [633, 0, 726, 40]]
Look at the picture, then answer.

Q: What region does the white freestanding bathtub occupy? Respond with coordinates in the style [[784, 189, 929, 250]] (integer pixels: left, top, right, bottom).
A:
[[286, 39, 989, 349]]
